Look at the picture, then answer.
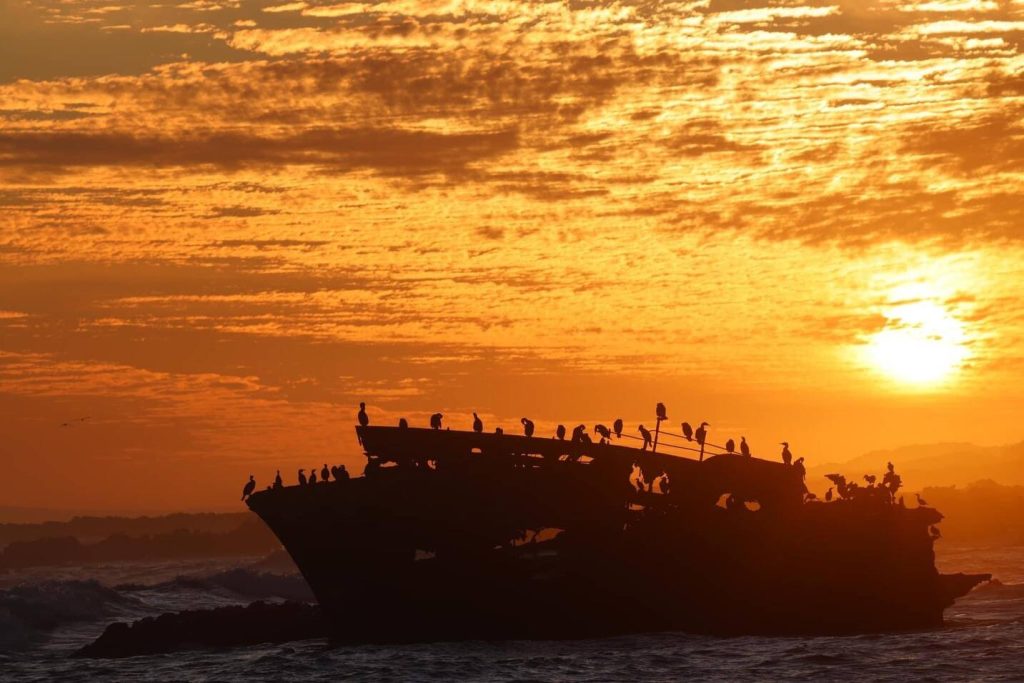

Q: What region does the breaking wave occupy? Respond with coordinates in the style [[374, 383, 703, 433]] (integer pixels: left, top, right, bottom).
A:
[[0, 580, 137, 651], [117, 569, 313, 602]]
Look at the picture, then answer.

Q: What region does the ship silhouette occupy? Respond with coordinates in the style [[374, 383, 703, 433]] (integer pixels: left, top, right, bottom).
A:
[[246, 414, 989, 641]]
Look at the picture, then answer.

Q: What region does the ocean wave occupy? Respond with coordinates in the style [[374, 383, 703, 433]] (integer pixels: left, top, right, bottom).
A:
[[0, 580, 137, 652], [117, 569, 313, 602]]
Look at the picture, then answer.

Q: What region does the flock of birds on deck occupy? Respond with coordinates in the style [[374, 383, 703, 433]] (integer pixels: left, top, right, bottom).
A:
[[356, 402, 803, 468]]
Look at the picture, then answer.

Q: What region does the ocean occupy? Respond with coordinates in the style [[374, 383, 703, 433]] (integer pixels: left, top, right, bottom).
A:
[[1, 546, 1022, 681]]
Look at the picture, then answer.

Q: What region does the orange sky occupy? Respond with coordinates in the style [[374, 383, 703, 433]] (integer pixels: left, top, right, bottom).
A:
[[1, 0, 1022, 514]]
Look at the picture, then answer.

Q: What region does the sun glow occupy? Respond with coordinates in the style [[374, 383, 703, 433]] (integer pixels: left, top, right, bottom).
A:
[[866, 299, 969, 387]]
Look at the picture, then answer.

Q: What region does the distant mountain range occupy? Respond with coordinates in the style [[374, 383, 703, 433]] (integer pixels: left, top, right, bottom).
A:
[[809, 441, 1024, 492]]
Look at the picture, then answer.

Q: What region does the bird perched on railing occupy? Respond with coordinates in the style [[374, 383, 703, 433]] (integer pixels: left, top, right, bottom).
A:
[[681, 422, 693, 441], [594, 424, 611, 442], [357, 402, 369, 427], [473, 412, 483, 433], [780, 442, 792, 465], [571, 424, 587, 442], [241, 475, 255, 501], [695, 422, 708, 447], [613, 418, 623, 439], [725, 438, 735, 454], [556, 424, 566, 440], [430, 413, 443, 430], [656, 403, 667, 421], [740, 436, 750, 457], [638, 425, 653, 450], [521, 417, 535, 437]]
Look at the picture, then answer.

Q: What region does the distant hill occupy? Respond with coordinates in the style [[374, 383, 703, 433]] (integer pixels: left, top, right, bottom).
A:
[[808, 441, 1024, 492], [0, 512, 252, 547]]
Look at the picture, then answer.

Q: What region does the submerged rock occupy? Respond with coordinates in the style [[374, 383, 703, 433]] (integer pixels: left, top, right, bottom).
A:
[[75, 601, 325, 658]]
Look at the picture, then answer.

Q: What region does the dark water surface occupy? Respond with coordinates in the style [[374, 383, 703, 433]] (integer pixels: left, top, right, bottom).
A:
[[2, 547, 1022, 681]]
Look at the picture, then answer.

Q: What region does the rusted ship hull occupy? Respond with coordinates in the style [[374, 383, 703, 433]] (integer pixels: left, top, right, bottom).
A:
[[246, 426, 988, 640]]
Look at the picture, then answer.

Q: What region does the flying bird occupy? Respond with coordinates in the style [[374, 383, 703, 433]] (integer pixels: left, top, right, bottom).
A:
[[725, 438, 735, 454], [780, 442, 792, 466], [740, 436, 750, 457], [613, 419, 623, 439], [473, 412, 483, 433], [241, 475, 256, 500], [681, 422, 693, 441], [521, 418, 535, 437], [357, 402, 369, 427]]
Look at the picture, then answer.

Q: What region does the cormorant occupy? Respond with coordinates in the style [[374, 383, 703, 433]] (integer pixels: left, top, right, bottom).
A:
[[273, 470, 283, 489], [321, 464, 330, 482], [794, 457, 806, 479], [521, 418, 535, 437], [825, 487, 833, 502], [430, 413, 443, 430], [681, 422, 693, 441], [357, 402, 369, 427], [556, 424, 566, 440], [695, 422, 708, 446], [740, 436, 750, 457], [638, 424, 653, 450], [613, 418, 623, 439], [780, 442, 792, 466], [495, 427, 503, 435], [595, 424, 611, 441], [473, 412, 483, 433], [241, 475, 255, 500], [580, 432, 592, 444], [309, 470, 317, 484], [398, 418, 408, 428], [298, 469, 307, 486], [338, 464, 349, 480], [656, 402, 667, 421], [571, 424, 587, 442], [916, 493, 928, 507], [725, 438, 735, 454]]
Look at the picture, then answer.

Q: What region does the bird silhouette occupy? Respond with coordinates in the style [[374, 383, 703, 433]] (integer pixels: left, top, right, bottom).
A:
[[298, 469, 307, 486], [725, 438, 735, 454], [472, 412, 483, 433], [495, 427, 503, 435], [681, 422, 693, 441], [521, 417, 535, 437], [613, 419, 623, 439], [780, 442, 792, 466], [740, 436, 750, 457], [274, 470, 283, 488], [638, 425, 653, 450], [571, 424, 587, 442], [321, 464, 330, 482], [398, 417, 408, 428], [430, 413, 443, 430], [241, 475, 255, 500], [916, 493, 928, 507], [594, 424, 611, 441], [825, 487, 833, 502], [656, 403, 667, 421], [357, 402, 369, 427], [695, 422, 708, 446], [556, 424, 566, 440], [309, 470, 317, 484]]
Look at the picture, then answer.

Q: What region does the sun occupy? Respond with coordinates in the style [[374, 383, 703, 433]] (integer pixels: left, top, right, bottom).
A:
[[866, 300, 969, 387]]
